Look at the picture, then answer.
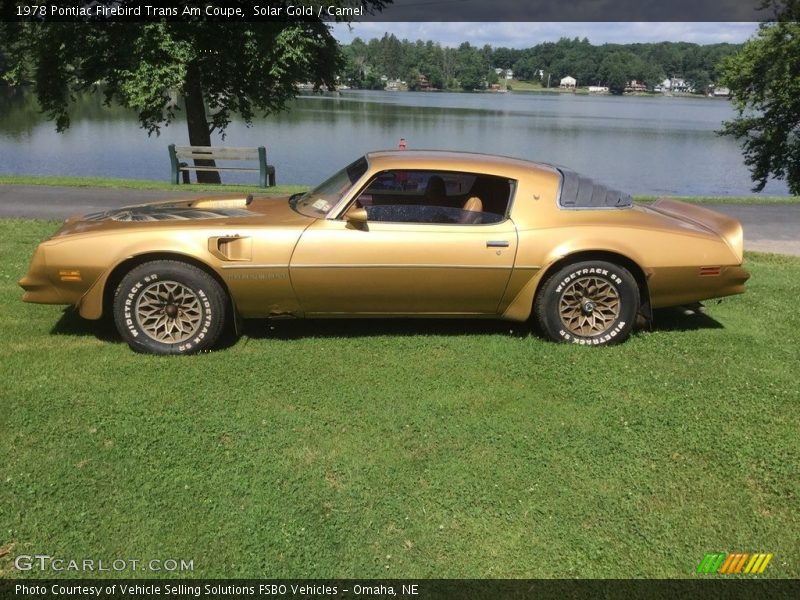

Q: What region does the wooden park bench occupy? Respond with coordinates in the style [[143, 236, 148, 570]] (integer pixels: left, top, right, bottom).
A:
[[168, 144, 276, 187]]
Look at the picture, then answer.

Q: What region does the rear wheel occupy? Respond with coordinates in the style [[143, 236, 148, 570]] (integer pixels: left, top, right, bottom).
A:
[[113, 260, 227, 355], [534, 260, 639, 345]]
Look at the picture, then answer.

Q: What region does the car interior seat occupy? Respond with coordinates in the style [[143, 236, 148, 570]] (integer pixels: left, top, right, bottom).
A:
[[423, 176, 447, 205], [460, 196, 483, 224]]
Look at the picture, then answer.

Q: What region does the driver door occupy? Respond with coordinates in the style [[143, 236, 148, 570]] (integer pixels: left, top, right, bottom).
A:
[[289, 170, 518, 316]]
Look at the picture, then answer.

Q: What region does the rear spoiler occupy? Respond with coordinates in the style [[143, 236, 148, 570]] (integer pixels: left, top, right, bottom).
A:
[[651, 198, 744, 262]]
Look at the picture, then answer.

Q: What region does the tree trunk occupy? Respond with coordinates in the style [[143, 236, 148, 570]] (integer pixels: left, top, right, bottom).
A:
[[183, 63, 221, 184]]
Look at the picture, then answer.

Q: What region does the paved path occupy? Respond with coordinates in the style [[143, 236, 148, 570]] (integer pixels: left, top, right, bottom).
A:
[[0, 185, 200, 220], [710, 204, 800, 256], [1, 184, 798, 255]]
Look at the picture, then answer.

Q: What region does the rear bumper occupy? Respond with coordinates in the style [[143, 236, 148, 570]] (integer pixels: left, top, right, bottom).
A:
[[715, 264, 750, 298], [650, 264, 750, 309]]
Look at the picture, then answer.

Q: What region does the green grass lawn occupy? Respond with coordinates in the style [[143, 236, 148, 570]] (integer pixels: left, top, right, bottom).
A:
[[1, 219, 797, 579], [0, 175, 307, 195]]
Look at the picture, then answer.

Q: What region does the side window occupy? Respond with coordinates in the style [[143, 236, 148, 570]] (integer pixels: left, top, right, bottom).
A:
[[352, 170, 513, 225]]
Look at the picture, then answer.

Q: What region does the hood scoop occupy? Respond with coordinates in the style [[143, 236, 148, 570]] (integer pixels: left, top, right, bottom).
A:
[[83, 197, 255, 222], [189, 194, 253, 209]]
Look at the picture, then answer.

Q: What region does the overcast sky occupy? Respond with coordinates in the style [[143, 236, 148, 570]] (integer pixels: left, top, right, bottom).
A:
[[330, 22, 760, 47]]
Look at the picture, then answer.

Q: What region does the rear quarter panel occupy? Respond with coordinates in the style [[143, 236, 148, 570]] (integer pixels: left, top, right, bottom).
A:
[[504, 191, 745, 317]]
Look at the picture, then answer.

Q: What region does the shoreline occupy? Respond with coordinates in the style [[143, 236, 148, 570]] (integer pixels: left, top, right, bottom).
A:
[[1, 175, 796, 206]]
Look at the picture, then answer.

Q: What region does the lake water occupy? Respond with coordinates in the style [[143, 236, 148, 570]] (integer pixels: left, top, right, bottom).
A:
[[0, 88, 790, 196]]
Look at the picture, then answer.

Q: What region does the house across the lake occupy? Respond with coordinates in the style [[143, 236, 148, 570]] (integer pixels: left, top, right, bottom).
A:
[[626, 80, 648, 92], [659, 77, 692, 93]]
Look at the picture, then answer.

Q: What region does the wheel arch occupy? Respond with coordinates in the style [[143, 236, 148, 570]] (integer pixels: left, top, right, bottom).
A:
[[535, 250, 652, 321], [501, 249, 651, 322], [78, 251, 235, 321]]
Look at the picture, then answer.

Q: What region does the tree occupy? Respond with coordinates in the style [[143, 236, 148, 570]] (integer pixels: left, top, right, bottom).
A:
[[599, 54, 629, 95], [638, 61, 664, 89], [426, 66, 444, 90], [405, 67, 422, 91], [342, 37, 370, 87], [362, 73, 386, 90], [378, 33, 403, 79], [719, 21, 800, 193], [455, 43, 488, 91], [2, 1, 389, 182], [685, 68, 711, 94], [512, 56, 540, 81], [491, 47, 519, 70]]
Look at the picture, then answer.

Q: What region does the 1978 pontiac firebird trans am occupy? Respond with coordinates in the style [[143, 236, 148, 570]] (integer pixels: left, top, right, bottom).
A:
[[20, 151, 749, 354]]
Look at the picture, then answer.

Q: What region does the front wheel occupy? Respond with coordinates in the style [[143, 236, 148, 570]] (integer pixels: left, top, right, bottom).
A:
[[113, 260, 227, 355], [534, 260, 639, 346]]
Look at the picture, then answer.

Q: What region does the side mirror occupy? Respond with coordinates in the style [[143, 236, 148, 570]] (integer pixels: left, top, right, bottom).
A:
[[345, 207, 369, 228]]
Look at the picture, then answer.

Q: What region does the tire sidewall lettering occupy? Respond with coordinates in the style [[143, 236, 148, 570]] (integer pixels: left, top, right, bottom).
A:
[[555, 267, 621, 294], [123, 280, 145, 338], [557, 321, 626, 344]]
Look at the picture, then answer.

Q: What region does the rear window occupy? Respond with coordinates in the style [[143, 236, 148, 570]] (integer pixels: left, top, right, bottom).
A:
[[558, 169, 632, 209]]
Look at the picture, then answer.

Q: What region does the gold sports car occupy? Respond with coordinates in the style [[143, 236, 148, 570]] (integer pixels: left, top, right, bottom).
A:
[[20, 150, 749, 354]]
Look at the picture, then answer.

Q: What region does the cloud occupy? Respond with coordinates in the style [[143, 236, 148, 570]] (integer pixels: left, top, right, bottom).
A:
[[330, 22, 759, 47]]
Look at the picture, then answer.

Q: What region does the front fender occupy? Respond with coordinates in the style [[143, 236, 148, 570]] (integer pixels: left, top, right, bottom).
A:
[[76, 267, 114, 319], [76, 243, 222, 320]]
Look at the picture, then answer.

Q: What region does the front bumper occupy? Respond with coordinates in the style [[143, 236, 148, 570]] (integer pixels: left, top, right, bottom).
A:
[[19, 244, 78, 305]]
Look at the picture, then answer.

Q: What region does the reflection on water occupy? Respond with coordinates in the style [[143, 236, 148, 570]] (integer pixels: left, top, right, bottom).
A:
[[0, 88, 790, 196]]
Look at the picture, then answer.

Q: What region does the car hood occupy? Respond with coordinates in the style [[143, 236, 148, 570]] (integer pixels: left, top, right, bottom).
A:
[[50, 195, 310, 238]]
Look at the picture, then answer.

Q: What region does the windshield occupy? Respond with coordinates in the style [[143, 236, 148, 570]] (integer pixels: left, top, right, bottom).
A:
[[291, 156, 369, 217]]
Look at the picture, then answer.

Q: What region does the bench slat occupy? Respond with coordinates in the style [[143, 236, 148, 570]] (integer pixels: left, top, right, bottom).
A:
[[177, 150, 261, 160], [173, 145, 259, 153], [179, 166, 262, 172], [174, 145, 258, 152]]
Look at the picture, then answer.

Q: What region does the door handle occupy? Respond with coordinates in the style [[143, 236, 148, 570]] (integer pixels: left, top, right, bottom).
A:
[[486, 240, 510, 248]]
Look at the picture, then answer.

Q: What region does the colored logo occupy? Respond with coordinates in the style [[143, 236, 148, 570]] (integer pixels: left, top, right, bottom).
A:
[[696, 552, 773, 574]]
